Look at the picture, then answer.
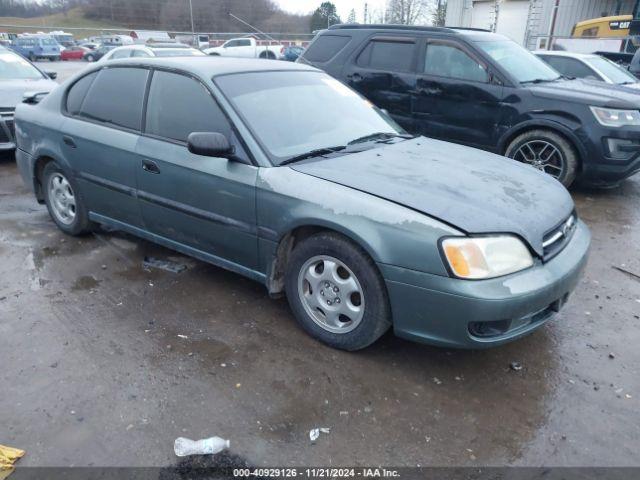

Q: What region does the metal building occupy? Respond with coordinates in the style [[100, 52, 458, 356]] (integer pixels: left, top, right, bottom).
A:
[[445, 0, 639, 49]]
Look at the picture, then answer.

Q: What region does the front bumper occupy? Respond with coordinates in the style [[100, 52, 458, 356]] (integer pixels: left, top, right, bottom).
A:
[[0, 110, 15, 151], [580, 123, 640, 184], [380, 220, 591, 349]]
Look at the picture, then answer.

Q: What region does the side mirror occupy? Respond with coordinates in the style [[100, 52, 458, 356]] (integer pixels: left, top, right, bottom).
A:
[[46, 71, 57, 80], [187, 132, 235, 158]]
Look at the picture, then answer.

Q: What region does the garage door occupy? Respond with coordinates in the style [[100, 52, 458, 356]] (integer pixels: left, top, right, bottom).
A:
[[471, 1, 495, 31], [496, 0, 530, 45]]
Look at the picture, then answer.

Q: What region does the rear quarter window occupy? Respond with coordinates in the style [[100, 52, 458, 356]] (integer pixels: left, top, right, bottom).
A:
[[303, 35, 351, 63], [66, 71, 98, 115]]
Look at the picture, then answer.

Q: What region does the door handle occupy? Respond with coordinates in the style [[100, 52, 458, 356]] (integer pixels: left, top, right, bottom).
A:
[[62, 135, 76, 148], [142, 159, 160, 174], [347, 73, 363, 83], [415, 87, 442, 96]]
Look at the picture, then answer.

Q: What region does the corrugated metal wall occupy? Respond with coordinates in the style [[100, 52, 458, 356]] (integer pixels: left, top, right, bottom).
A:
[[536, 0, 636, 38]]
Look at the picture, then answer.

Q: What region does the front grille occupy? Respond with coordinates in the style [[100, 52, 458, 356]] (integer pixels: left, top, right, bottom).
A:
[[0, 111, 15, 144], [542, 212, 577, 260]]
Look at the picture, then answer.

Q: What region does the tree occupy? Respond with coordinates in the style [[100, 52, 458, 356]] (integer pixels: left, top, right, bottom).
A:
[[386, 0, 432, 25], [310, 2, 341, 32], [347, 8, 356, 24], [432, 0, 446, 26]]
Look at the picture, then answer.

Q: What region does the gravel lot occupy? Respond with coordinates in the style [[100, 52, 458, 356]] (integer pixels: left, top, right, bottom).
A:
[[1, 61, 639, 468]]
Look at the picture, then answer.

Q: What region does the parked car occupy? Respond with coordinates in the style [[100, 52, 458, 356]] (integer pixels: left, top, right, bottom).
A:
[[281, 45, 305, 62], [98, 43, 205, 62], [203, 37, 283, 59], [536, 51, 640, 89], [10, 35, 61, 62], [299, 25, 640, 187], [61, 46, 89, 61], [83, 44, 116, 62], [0, 46, 57, 152], [14, 57, 590, 350], [79, 42, 99, 51]]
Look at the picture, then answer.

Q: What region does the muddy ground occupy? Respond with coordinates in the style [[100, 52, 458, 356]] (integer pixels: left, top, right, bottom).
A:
[[1, 62, 639, 468]]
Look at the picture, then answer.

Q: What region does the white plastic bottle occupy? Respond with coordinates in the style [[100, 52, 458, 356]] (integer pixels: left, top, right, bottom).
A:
[[174, 436, 230, 456]]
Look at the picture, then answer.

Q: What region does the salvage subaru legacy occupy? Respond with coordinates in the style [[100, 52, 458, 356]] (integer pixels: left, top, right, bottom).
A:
[[15, 57, 590, 350]]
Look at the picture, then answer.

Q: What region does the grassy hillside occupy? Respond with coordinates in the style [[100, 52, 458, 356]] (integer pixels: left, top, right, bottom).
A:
[[0, 7, 125, 39]]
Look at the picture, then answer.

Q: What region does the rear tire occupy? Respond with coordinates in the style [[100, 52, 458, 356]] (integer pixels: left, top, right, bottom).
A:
[[505, 129, 578, 187], [284, 232, 391, 351], [42, 162, 92, 236], [86, 54, 94, 62]]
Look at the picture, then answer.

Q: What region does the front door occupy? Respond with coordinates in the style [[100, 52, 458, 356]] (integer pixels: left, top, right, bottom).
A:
[[136, 69, 259, 271], [413, 39, 504, 150], [342, 36, 418, 132]]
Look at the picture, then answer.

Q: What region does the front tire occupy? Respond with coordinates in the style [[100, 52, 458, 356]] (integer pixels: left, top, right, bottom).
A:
[[285, 232, 391, 351], [505, 129, 578, 187], [42, 162, 91, 236], [86, 54, 95, 62], [29, 53, 37, 62]]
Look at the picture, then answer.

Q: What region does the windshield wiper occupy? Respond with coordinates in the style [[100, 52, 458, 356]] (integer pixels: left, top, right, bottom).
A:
[[347, 132, 414, 145], [521, 76, 563, 85], [280, 146, 347, 166]]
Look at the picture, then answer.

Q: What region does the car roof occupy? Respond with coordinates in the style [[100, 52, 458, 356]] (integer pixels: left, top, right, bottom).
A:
[[102, 56, 318, 77], [327, 23, 508, 40], [534, 50, 597, 60]]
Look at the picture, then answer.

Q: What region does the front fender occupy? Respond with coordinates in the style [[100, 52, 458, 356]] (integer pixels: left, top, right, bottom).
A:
[[497, 117, 588, 163], [257, 167, 462, 278]]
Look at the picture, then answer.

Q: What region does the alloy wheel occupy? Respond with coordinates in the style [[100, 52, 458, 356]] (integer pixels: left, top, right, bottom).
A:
[[48, 173, 76, 225], [512, 139, 565, 180], [297, 255, 365, 334]]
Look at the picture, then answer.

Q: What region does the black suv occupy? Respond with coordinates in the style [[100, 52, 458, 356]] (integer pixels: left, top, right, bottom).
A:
[[299, 25, 640, 187]]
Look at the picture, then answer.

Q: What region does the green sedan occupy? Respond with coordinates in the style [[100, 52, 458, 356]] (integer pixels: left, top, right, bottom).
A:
[[14, 57, 590, 350]]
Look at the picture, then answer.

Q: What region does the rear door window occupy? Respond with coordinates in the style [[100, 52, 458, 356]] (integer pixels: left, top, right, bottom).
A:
[[79, 67, 149, 131], [357, 39, 416, 71], [423, 42, 488, 82], [303, 35, 351, 63], [144, 70, 231, 143]]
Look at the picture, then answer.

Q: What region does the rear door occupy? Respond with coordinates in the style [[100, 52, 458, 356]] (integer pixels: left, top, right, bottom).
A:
[[61, 66, 148, 228], [412, 38, 504, 149], [136, 69, 259, 270], [342, 36, 418, 132]]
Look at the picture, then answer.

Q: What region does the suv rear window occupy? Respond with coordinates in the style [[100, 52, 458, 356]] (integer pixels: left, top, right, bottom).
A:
[[357, 40, 416, 71], [303, 35, 351, 63], [79, 67, 149, 131]]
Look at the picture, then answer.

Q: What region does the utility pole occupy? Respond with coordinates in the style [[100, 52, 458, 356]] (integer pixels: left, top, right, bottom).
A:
[[189, 0, 195, 44], [547, 0, 560, 50], [364, 2, 368, 24]]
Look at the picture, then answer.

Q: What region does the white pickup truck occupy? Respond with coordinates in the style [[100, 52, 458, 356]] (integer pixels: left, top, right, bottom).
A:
[[203, 37, 283, 59]]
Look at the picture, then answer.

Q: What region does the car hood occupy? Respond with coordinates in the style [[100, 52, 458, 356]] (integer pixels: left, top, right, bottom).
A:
[[0, 78, 56, 108], [291, 138, 574, 257], [527, 78, 640, 108]]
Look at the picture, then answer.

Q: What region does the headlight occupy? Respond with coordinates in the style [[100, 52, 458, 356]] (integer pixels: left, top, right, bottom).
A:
[[441, 236, 534, 280], [590, 106, 640, 127]]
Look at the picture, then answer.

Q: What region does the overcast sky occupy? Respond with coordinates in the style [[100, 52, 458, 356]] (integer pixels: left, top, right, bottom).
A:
[[274, 0, 388, 23]]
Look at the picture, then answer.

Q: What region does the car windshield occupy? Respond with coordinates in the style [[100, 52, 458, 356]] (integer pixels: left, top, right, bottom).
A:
[[216, 71, 404, 164], [41, 38, 57, 46], [475, 40, 560, 83], [152, 49, 205, 57], [586, 55, 638, 84], [0, 51, 44, 80]]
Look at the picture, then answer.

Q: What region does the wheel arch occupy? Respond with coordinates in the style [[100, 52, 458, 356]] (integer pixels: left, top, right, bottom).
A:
[[498, 120, 586, 171], [265, 222, 382, 297], [32, 151, 69, 202]]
